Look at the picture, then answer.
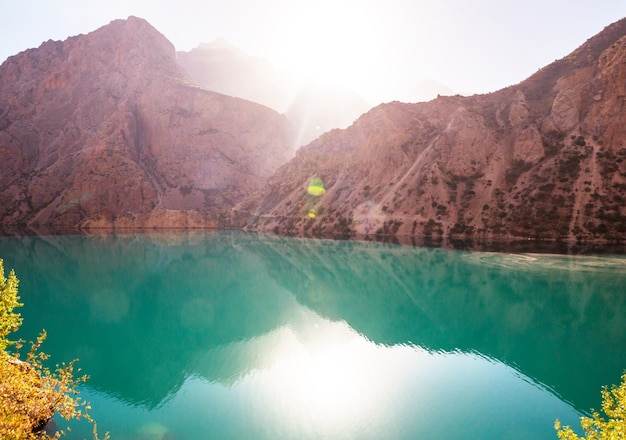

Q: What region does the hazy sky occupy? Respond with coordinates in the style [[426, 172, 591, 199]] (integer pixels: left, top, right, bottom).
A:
[[2, 0, 625, 104]]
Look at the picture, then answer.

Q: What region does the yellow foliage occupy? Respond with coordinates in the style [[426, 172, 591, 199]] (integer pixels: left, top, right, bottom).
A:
[[0, 260, 22, 352], [555, 373, 626, 439], [0, 259, 108, 439]]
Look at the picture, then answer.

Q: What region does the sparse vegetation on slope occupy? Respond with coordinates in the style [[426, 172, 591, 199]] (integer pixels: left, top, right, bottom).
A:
[[241, 19, 626, 243]]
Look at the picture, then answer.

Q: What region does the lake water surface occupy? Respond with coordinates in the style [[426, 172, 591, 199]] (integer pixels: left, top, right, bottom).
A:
[[1, 231, 625, 439]]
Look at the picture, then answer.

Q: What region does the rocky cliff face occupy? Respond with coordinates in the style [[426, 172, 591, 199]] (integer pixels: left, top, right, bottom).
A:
[[241, 18, 626, 243], [0, 17, 293, 230]]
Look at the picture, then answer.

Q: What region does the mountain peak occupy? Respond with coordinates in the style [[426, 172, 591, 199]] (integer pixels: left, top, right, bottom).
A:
[[518, 16, 626, 109], [0, 18, 294, 231], [0, 15, 180, 81], [85, 16, 178, 73], [241, 17, 626, 243]]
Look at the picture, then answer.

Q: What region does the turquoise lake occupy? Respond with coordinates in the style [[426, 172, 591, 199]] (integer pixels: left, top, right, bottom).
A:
[[1, 231, 625, 439]]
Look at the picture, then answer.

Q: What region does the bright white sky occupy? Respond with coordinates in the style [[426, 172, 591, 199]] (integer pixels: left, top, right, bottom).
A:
[[1, 0, 625, 104]]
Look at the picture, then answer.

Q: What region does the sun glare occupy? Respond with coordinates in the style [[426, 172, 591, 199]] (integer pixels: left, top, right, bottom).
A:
[[271, 1, 391, 99], [260, 318, 392, 433]]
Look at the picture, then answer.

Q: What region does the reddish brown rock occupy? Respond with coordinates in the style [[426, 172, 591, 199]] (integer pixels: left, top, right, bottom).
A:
[[241, 18, 626, 243], [0, 17, 294, 230]]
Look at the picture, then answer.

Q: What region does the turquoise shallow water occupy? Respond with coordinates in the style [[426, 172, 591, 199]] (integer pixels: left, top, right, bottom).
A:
[[1, 231, 625, 439]]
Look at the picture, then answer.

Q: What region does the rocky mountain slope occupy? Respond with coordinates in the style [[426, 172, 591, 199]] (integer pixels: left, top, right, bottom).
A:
[[240, 18, 626, 243], [177, 42, 371, 146], [0, 17, 294, 230]]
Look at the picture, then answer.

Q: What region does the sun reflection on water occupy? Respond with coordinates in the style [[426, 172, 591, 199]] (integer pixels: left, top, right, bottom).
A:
[[260, 319, 392, 434], [76, 307, 583, 439], [184, 309, 578, 439]]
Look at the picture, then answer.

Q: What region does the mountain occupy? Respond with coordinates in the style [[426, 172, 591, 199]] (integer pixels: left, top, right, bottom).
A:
[[176, 39, 295, 113], [0, 17, 293, 231], [177, 41, 372, 146], [239, 18, 626, 243]]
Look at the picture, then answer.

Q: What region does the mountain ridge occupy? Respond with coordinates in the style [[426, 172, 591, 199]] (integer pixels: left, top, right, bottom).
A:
[[240, 17, 626, 243], [2, 16, 626, 243], [0, 16, 294, 231]]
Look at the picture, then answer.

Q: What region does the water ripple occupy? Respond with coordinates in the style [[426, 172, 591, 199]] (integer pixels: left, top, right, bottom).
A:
[[463, 252, 626, 274]]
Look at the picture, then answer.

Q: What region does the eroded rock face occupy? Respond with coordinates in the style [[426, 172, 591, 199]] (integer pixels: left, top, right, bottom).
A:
[[0, 17, 293, 230], [241, 19, 626, 242], [3, 16, 626, 242]]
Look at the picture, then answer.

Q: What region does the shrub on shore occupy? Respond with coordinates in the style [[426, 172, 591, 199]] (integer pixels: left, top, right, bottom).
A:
[[0, 259, 107, 439]]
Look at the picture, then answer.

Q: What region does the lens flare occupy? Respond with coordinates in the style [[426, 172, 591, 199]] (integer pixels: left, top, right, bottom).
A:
[[307, 177, 326, 196]]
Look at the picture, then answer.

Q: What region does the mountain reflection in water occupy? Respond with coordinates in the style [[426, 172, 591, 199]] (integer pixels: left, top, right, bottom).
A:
[[1, 231, 624, 439]]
